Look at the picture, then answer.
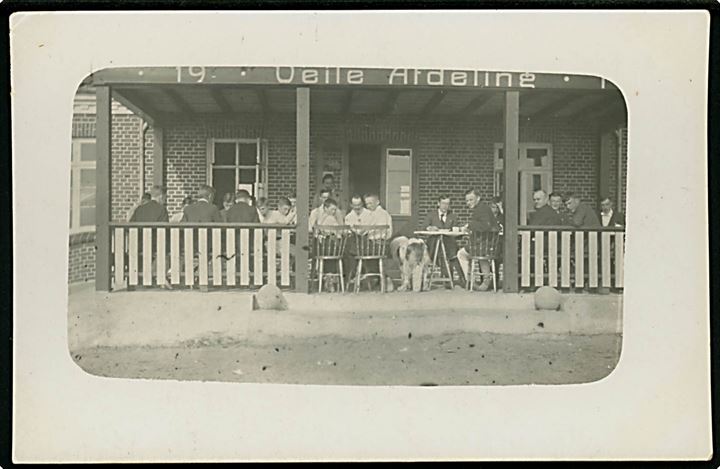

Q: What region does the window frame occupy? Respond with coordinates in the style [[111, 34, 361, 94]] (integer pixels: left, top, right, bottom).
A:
[[206, 138, 268, 200], [70, 137, 97, 234], [384, 147, 413, 217]]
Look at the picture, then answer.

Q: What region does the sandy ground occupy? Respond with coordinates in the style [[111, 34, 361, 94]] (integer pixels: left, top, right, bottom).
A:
[[71, 331, 621, 386]]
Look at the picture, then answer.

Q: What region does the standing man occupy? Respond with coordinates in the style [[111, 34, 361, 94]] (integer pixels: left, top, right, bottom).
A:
[[321, 173, 342, 204], [183, 185, 223, 223], [457, 188, 500, 291], [130, 186, 169, 222], [527, 190, 563, 226], [599, 196, 625, 227], [225, 189, 260, 223], [422, 194, 465, 287], [565, 192, 601, 228]]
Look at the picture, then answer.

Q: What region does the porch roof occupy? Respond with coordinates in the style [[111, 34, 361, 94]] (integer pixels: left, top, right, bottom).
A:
[[80, 67, 627, 129]]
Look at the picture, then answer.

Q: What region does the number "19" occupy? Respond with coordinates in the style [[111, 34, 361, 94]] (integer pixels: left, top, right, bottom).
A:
[[176, 66, 206, 83]]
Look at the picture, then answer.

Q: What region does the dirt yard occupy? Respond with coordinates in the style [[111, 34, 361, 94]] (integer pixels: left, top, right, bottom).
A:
[[71, 331, 621, 386]]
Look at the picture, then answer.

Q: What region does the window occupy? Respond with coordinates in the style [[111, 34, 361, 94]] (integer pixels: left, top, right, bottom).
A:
[[207, 139, 268, 206], [385, 148, 412, 216], [70, 138, 96, 232]]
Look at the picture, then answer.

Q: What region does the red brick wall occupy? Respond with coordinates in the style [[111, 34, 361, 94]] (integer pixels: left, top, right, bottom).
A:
[[68, 232, 96, 283]]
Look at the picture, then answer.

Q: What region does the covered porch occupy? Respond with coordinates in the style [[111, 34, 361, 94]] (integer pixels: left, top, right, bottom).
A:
[[86, 66, 627, 294]]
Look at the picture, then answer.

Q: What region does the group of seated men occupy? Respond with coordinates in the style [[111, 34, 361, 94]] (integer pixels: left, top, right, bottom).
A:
[[528, 190, 625, 228]]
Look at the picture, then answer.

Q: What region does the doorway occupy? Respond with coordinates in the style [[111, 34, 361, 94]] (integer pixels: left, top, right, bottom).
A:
[[348, 144, 382, 199]]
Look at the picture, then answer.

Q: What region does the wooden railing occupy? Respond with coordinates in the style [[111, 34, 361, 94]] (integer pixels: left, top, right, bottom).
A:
[[517, 226, 625, 290], [110, 223, 295, 291]]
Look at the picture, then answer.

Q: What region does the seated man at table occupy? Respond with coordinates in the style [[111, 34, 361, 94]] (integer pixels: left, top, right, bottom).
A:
[[309, 189, 345, 231], [183, 185, 223, 223], [421, 194, 466, 287], [130, 185, 169, 222], [565, 192, 601, 228], [527, 190, 563, 226], [456, 188, 501, 291], [225, 189, 260, 223], [599, 196, 625, 227]]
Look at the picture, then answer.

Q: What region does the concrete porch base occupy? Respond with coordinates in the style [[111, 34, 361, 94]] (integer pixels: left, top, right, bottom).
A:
[[68, 283, 623, 350]]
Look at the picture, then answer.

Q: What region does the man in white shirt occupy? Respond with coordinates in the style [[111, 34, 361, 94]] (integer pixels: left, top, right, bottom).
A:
[[599, 196, 625, 227], [257, 197, 287, 224], [363, 193, 393, 240], [308, 189, 344, 231], [344, 194, 372, 226]]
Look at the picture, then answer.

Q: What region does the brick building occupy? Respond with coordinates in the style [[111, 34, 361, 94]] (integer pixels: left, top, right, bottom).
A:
[[69, 66, 628, 292]]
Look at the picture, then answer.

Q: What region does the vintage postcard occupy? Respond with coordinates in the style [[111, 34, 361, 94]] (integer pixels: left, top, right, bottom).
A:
[[11, 10, 711, 462]]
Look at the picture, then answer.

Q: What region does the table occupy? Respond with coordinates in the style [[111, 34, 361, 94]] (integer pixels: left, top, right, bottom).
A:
[[414, 229, 468, 289]]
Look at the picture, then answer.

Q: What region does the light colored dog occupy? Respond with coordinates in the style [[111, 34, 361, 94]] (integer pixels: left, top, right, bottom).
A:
[[390, 236, 432, 292]]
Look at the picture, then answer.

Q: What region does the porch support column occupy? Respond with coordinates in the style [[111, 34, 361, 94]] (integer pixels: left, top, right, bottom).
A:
[[598, 131, 613, 203], [95, 86, 112, 291], [502, 91, 520, 293], [295, 87, 310, 292], [152, 126, 164, 189]]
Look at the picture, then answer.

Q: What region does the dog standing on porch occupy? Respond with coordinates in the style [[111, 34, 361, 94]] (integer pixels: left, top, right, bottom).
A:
[[390, 236, 432, 292]]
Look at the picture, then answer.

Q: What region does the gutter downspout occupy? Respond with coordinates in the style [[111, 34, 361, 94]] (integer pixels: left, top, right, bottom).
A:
[[615, 127, 623, 210], [139, 120, 149, 194]]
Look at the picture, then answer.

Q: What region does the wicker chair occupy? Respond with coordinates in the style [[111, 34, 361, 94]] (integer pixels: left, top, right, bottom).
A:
[[313, 225, 350, 293], [350, 225, 390, 293], [466, 230, 502, 292]]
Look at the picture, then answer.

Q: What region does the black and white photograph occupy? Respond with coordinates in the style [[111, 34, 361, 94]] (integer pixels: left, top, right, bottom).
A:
[[68, 66, 627, 386], [11, 10, 711, 462]]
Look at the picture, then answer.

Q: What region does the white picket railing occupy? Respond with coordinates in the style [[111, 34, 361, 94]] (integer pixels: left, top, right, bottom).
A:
[[518, 227, 625, 290], [110, 223, 294, 290]]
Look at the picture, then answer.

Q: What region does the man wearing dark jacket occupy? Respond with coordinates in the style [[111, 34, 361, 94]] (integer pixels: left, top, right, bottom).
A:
[[422, 194, 465, 286], [565, 192, 601, 228], [183, 185, 223, 223], [225, 189, 260, 223], [130, 186, 168, 222], [527, 190, 563, 226], [457, 188, 500, 291], [599, 196, 625, 227]]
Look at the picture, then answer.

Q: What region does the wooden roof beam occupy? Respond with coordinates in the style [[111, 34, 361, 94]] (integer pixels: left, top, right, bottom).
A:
[[112, 89, 159, 125], [210, 88, 233, 114], [530, 94, 585, 121], [380, 90, 401, 115], [420, 90, 446, 117], [163, 88, 195, 115], [459, 93, 495, 116]]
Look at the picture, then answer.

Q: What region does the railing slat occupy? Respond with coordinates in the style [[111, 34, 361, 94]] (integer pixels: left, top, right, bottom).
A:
[[184, 228, 194, 286], [114, 227, 125, 290], [281, 230, 291, 286], [267, 228, 277, 286], [198, 228, 208, 286], [560, 231, 571, 288], [142, 228, 153, 286], [254, 228, 264, 286], [548, 231, 558, 287], [226, 228, 236, 286], [588, 231, 598, 288], [170, 228, 180, 285], [212, 229, 222, 286], [520, 231, 531, 287], [128, 228, 138, 286], [240, 229, 250, 286], [575, 231, 584, 288], [534, 231, 544, 287], [615, 232, 625, 288], [156, 228, 166, 286], [601, 231, 612, 288]]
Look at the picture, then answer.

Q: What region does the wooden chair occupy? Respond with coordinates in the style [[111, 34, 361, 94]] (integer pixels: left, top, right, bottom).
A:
[[313, 225, 350, 293], [466, 230, 502, 292], [351, 225, 390, 293]]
